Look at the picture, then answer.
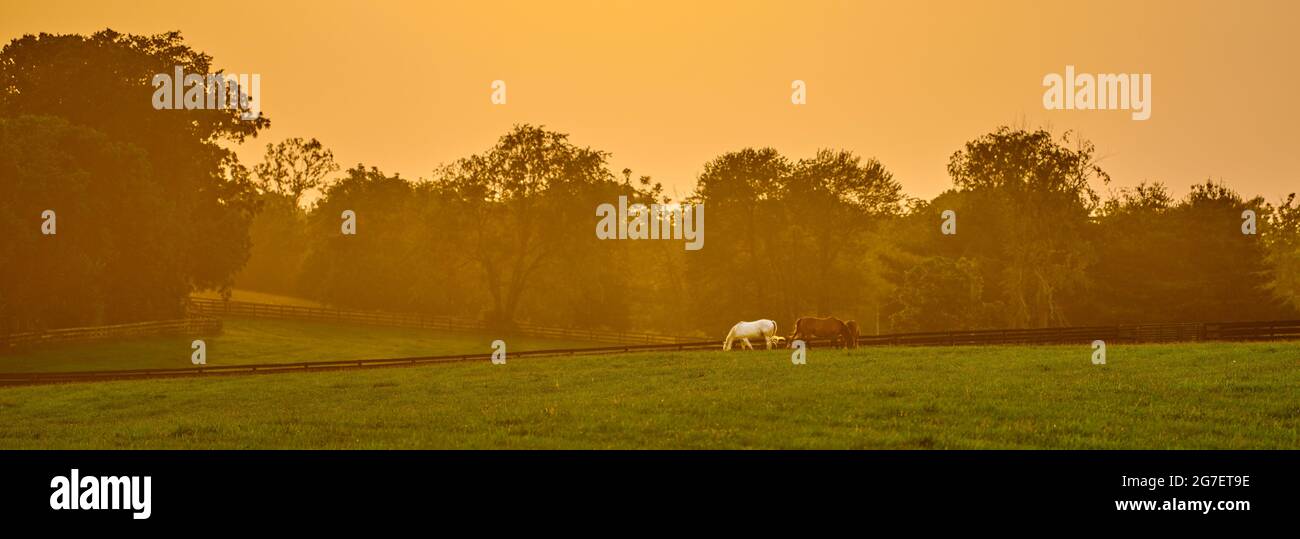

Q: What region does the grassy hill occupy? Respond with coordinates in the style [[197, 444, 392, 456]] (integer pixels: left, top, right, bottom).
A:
[[1, 340, 1296, 449], [0, 317, 597, 373]]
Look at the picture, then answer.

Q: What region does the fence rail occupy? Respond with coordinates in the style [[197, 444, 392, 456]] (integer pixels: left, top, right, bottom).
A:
[[0, 317, 222, 351], [855, 321, 1226, 346], [185, 298, 696, 345], [1, 318, 1298, 386]]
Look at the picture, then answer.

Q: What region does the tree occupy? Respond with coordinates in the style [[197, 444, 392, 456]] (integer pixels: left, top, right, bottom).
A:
[[234, 192, 309, 296], [432, 125, 639, 327], [0, 115, 174, 330], [784, 149, 903, 315], [1264, 193, 1300, 311], [685, 148, 792, 330], [298, 166, 424, 310], [943, 127, 1106, 327], [0, 29, 268, 322], [890, 257, 998, 331], [1084, 182, 1183, 323], [682, 147, 902, 333], [236, 138, 338, 296], [1158, 181, 1287, 321], [253, 137, 340, 206]]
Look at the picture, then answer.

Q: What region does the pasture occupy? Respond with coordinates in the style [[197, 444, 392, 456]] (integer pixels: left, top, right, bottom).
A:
[[1, 340, 1296, 449], [0, 318, 596, 373]]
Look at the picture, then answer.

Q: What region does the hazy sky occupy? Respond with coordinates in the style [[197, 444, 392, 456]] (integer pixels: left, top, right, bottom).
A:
[[3, 0, 1297, 203]]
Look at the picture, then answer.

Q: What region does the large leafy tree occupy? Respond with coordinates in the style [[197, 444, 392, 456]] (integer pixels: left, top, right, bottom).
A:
[[943, 127, 1106, 327], [0, 116, 172, 330], [783, 150, 902, 315], [0, 30, 268, 327], [299, 166, 426, 310], [685, 148, 792, 330], [685, 147, 902, 333], [432, 125, 645, 327]]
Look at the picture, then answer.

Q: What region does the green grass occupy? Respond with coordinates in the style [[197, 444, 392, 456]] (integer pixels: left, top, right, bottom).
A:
[[0, 317, 597, 373], [1, 340, 1297, 449]]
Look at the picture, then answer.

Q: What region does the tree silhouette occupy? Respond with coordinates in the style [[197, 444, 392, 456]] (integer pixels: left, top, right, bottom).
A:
[[0, 29, 269, 328], [254, 137, 340, 206]]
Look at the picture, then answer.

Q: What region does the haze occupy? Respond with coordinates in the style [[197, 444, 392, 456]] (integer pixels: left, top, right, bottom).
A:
[[3, 0, 1296, 202]]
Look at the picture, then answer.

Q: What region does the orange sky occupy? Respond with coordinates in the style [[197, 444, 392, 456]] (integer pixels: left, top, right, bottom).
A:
[[3, 0, 1297, 203]]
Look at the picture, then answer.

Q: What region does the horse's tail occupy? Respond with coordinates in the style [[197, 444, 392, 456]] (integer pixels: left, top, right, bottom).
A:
[[845, 320, 860, 348], [723, 324, 737, 350]]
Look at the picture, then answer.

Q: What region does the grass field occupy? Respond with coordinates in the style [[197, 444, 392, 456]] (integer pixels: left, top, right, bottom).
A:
[[1, 340, 1296, 449], [0, 318, 597, 373]]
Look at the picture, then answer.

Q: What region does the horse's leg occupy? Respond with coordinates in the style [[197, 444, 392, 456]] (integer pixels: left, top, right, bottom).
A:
[[742, 338, 754, 350]]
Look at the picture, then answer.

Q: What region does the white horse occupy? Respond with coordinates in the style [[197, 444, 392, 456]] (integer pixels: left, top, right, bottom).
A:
[[722, 319, 780, 350]]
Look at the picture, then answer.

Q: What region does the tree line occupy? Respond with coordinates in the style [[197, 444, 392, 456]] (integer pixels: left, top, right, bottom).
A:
[[244, 126, 1298, 337], [2, 30, 1298, 336]]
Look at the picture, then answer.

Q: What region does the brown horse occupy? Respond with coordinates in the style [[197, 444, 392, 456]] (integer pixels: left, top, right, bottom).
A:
[[844, 320, 860, 349], [788, 316, 855, 349]]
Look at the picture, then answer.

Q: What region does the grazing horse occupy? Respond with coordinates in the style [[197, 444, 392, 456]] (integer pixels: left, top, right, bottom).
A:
[[723, 319, 780, 350], [788, 316, 855, 349], [844, 320, 860, 349]]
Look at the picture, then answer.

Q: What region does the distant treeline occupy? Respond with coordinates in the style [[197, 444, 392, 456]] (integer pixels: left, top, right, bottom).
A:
[[3, 30, 1299, 336]]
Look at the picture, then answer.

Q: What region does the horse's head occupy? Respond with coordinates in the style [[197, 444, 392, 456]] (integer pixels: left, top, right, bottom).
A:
[[844, 320, 860, 348]]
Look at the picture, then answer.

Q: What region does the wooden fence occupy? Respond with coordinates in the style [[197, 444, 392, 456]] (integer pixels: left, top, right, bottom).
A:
[[857, 320, 1300, 346], [2, 318, 1298, 386], [1203, 319, 1300, 341], [185, 298, 696, 345], [0, 317, 223, 352]]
